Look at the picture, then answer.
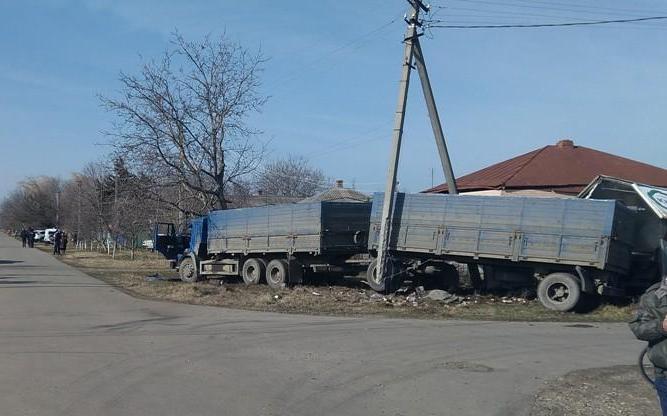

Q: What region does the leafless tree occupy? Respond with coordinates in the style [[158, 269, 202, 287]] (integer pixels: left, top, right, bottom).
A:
[[254, 155, 327, 198], [0, 177, 62, 229], [101, 32, 267, 217]]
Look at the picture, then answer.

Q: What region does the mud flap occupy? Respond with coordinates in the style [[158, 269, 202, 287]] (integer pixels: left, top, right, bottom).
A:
[[287, 256, 304, 286], [468, 263, 485, 291]]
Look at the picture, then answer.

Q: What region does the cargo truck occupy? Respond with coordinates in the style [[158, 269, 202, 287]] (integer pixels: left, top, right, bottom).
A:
[[154, 201, 371, 289], [154, 179, 666, 312]]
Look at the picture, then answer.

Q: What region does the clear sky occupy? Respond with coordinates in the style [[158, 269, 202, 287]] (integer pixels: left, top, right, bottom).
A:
[[1, 0, 666, 199]]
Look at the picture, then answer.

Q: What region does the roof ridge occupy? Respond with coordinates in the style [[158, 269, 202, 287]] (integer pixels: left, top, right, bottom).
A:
[[500, 145, 550, 188], [581, 145, 667, 170]]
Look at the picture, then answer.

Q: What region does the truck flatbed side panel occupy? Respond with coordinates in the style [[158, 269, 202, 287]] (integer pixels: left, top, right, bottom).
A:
[[369, 193, 632, 272], [288, 203, 321, 252], [205, 202, 370, 255]]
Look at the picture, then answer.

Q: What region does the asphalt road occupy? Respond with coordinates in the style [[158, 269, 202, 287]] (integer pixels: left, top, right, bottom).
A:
[[0, 233, 644, 416]]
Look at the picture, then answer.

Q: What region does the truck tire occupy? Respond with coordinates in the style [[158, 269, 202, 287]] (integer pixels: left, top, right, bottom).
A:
[[537, 272, 582, 312], [179, 257, 200, 283], [366, 258, 402, 293], [241, 258, 266, 285], [266, 259, 288, 289]]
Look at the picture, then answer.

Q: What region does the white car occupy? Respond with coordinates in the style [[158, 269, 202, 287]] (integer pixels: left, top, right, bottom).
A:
[[43, 228, 58, 244], [34, 229, 46, 242]]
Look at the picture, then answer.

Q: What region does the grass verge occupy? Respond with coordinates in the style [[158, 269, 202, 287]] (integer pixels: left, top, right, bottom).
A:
[[45, 246, 635, 322]]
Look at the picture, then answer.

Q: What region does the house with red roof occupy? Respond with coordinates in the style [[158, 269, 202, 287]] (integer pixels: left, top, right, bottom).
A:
[[424, 139, 667, 196]]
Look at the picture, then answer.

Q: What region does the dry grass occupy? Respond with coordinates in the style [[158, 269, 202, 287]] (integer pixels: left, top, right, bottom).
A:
[[46, 247, 636, 322]]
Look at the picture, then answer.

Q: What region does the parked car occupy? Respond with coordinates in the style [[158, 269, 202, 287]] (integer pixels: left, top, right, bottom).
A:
[[34, 229, 46, 242], [43, 228, 58, 244]]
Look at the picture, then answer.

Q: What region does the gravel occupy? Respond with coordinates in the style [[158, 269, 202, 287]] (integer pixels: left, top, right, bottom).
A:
[[530, 365, 660, 416]]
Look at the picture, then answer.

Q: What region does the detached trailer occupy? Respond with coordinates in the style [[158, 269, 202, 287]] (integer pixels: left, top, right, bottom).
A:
[[155, 201, 371, 288], [367, 191, 665, 311]]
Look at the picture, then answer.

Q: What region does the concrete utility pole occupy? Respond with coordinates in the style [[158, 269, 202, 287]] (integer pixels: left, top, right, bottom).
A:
[[412, 40, 458, 194], [374, 0, 458, 291]]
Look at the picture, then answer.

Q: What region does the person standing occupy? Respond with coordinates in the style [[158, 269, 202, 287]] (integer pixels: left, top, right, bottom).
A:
[[53, 230, 62, 255], [630, 240, 667, 415], [27, 227, 35, 248], [61, 232, 68, 255], [20, 228, 27, 247]]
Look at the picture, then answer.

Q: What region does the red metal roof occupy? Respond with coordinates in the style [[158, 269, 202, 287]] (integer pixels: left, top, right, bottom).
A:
[[425, 139, 667, 195]]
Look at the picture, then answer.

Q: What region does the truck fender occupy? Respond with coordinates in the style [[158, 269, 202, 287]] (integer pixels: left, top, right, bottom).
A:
[[575, 266, 595, 294], [178, 251, 199, 274]]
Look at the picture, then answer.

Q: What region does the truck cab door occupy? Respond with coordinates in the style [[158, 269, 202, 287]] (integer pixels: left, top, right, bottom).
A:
[[153, 223, 178, 260]]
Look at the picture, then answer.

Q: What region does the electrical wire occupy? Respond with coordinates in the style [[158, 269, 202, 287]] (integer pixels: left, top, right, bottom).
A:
[[431, 0, 667, 29], [442, 0, 666, 17], [454, 0, 667, 16], [426, 15, 667, 29], [264, 14, 402, 91]]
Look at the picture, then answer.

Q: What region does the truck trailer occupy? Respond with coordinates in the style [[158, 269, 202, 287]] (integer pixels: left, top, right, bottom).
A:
[[366, 192, 662, 311]]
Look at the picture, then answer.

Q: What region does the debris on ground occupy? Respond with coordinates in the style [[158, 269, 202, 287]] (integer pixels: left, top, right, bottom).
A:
[[424, 289, 462, 304], [144, 273, 171, 282]]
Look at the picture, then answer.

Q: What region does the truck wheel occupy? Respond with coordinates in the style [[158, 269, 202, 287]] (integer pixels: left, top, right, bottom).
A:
[[266, 259, 288, 289], [179, 257, 200, 283], [241, 258, 266, 285], [537, 273, 581, 312], [366, 258, 402, 293]]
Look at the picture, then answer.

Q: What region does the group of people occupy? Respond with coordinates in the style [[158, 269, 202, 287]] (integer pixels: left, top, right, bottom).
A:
[[18, 227, 69, 254], [19, 228, 35, 248], [52, 229, 68, 255]]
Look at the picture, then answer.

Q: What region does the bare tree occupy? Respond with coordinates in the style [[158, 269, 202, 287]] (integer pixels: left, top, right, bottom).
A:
[[101, 32, 267, 217], [0, 177, 61, 229], [254, 155, 327, 198]]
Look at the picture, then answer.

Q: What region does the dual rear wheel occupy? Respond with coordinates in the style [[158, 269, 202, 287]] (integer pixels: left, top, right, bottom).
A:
[[242, 258, 299, 289]]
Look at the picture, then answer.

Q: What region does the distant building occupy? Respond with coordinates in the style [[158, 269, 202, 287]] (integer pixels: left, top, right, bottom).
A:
[[299, 180, 370, 203], [425, 139, 667, 196], [228, 193, 301, 209]]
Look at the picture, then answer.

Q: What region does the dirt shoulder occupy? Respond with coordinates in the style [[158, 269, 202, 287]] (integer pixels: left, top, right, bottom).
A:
[[44, 247, 635, 322], [530, 365, 659, 416]]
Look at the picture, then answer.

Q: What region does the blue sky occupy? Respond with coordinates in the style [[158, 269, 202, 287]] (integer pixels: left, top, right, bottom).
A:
[[1, 0, 666, 198]]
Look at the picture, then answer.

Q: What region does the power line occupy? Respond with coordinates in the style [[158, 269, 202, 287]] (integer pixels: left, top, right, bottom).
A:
[[426, 15, 667, 29], [264, 14, 402, 90], [469, 0, 667, 16], [443, 0, 667, 18]]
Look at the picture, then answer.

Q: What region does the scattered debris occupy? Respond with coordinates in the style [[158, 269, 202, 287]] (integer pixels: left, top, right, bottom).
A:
[[424, 289, 450, 301], [395, 286, 411, 295], [415, 285, 426, 297], [424, 289, 463, 304], [312, 291, 321, 296], [369, 293, 386, 302], [144, 273, 169, 282]]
